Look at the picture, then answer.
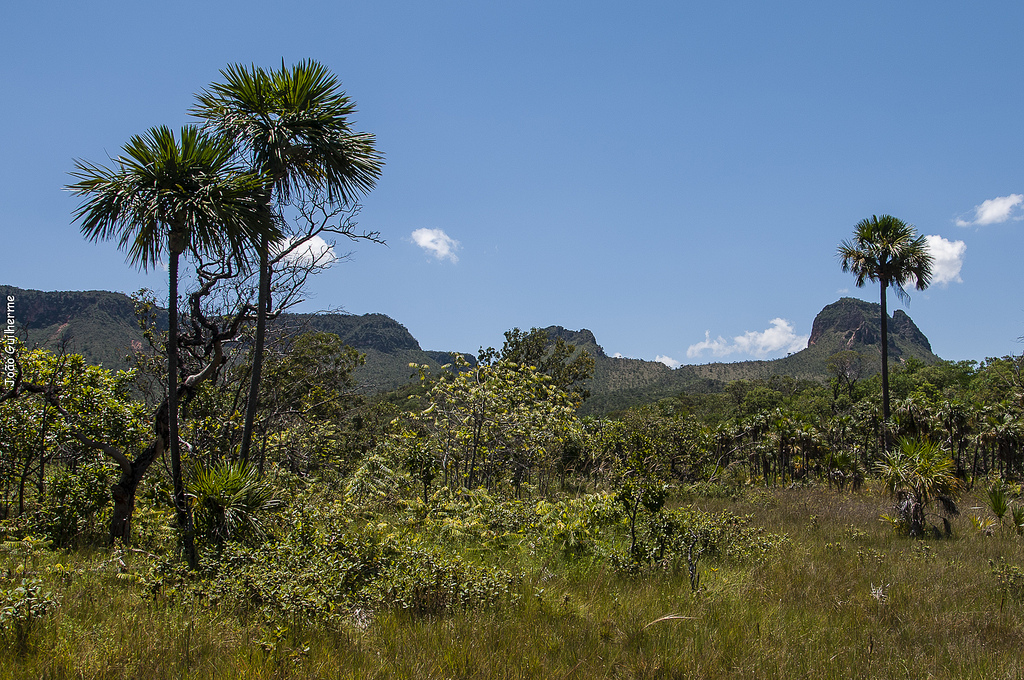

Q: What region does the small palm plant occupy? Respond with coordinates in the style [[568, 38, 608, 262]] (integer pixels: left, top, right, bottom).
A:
[[988, 480, 1010, 528], [877, 438, 963, 537], [1012, 504, 1024, 537], [188, 461, 283, 546]]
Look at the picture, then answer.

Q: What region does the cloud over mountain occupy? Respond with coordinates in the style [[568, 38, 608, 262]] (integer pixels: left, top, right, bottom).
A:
[[687, 318, 808, 360]]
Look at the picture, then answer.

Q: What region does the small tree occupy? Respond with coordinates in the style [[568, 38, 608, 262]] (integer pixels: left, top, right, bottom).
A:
[[410, 354, 577, 494], [877, 437, 963, 537]]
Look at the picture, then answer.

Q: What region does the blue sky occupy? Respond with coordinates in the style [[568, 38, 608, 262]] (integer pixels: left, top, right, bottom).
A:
[[2, 1, 1022, 365]]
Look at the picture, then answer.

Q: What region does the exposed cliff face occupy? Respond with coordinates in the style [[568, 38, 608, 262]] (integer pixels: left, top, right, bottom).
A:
[[282, 312, 422, 354], [891, 309, 932, 353], [2, 285, 941, 414], [807, 297, 934, 359], [541, 326, 607, 358]]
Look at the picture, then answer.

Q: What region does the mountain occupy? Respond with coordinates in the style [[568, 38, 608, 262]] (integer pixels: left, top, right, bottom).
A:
[[577, 297, 940, 413], [0, 285, 469, 392], [0, 285, 155, 369], [1, 286, 940, 414]]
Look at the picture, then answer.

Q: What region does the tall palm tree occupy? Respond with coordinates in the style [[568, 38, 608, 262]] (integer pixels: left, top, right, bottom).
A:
[[191, 60, 384, 462], [838, 215, 933, 448], [67, 125, 276, 566]]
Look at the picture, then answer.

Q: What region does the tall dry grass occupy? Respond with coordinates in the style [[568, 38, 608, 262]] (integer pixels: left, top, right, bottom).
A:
[[4, 484, 1024, 679]]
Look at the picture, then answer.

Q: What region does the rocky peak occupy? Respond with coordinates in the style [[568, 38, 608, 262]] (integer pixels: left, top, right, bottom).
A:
[[541, 326, 607, 358], [806, 297, 934, 359]]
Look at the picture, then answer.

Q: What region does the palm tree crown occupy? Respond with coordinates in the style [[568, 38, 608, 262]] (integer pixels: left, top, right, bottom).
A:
[[837, 214, 933, 304], [190, 59, 383, 204], [68, 125, 274, 267]]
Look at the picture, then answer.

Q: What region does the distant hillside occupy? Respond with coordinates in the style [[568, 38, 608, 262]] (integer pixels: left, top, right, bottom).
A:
[[0, 285, 154, 369], [577, 297, 940, 414], [268, 311, 472, 392], [0, 285, 470, 393], [1, 287, 940, 415]]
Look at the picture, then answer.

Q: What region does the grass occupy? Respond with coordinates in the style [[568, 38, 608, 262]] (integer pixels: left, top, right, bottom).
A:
[[4, 483, 1024, 679]]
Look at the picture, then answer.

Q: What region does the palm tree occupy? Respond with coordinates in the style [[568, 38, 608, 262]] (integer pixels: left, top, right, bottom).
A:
[[838, 215, 933, 448], [191, 60, 384, 462], [877, 437, 962, 536], [67, 125, 276, 566]]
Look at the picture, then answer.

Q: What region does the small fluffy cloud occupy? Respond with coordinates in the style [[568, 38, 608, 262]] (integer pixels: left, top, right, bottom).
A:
[[686, 318, 808, 360], [273, 235, 336, 267], [956, 194, 1024, 227], [656, 355, 681, 369], [411, 228, 460, 262], [924, 234, 966, 285]]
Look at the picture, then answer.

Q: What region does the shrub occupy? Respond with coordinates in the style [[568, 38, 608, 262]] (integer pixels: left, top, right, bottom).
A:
[[188, 461, 284, 547], [876, 437, 963, 537], [38, 462, 115, 547], [0, 578, 56, 651]]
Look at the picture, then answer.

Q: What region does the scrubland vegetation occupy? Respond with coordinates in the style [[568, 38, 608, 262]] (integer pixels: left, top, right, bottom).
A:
[[4, 477, 1024, 679], [3, 326, 1024, 678]]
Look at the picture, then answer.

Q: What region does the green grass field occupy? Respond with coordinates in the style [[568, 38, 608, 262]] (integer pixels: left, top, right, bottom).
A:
[[3, 484, 1024, 679]]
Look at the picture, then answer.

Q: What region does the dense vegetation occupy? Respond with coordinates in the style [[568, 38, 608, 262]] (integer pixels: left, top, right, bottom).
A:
[[3, 313, 1024, 677]]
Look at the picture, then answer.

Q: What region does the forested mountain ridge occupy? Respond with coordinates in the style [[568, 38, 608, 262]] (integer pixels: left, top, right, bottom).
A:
[[0, 286, 940, 413]]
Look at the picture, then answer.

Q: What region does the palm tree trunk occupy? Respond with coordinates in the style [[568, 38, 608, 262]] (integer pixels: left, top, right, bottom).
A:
[[240, 232, 270, 463], [168, 248, 198, 569], [879, 279, 891, 452]]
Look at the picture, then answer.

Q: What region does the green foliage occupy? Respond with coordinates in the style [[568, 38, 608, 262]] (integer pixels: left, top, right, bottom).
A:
[[534, 494, 621, 557], [260, 331, 364, 422], [991, 558, 1024, 601], [37, 462, 117, 547], [368, 549, 520, 615], [0, 578, 56, 651], [877, 437, 963, 536], [409, 354, 577, 493], [482, 327, 595, 403], [188, 461, 283, 546], [988, 480, 1010, 523]]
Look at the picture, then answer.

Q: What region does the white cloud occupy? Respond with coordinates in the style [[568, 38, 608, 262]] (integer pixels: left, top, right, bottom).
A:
[[273, 235, 336, 267], [686, 318, 808, 360], [956, 194, 1024, 227], [924, 234, 966, 285], [656, 355, 681, 369], [411, 228, 460, 262]]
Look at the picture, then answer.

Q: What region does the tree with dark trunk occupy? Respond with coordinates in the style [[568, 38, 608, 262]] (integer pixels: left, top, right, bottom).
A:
[[838, 215, 932, 450], [66, 126, 277, 567], [192, 60, 384, 464]]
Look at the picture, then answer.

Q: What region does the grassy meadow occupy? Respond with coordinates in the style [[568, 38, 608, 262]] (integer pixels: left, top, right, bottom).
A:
[[3, 482, 1024, 680]]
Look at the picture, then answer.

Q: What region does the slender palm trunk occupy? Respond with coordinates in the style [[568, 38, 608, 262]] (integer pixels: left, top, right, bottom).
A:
[[168, 248, 197, 569], [240, 232, 270, 463], [879, 279, 891, 452]]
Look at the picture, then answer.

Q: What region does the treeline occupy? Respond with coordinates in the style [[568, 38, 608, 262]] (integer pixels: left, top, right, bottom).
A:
[[3, 314, 1023, 552]]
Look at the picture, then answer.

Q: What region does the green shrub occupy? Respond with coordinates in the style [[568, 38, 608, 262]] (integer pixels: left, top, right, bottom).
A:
[[0, 578, 56, 651], [188, 461, 284, 546], [38, 462, 115, 547], [991, 558, 1024, 600], [368, 549, 520, 615]]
